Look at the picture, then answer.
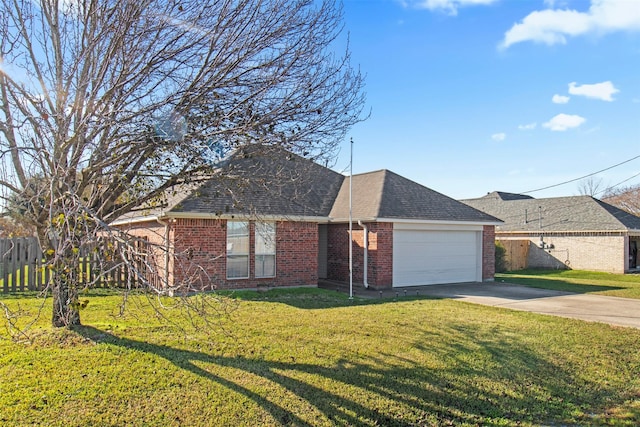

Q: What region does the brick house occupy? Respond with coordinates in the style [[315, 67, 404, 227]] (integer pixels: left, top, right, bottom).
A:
[[462, 191, 640, 273], [115, 145, 501, 292]]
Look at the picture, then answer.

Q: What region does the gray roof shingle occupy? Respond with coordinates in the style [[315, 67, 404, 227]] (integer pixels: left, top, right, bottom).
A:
[[330, 170, 501, 223], [173, 144, 345, 217], [120, 145, 500, 224], [462, 193, 640, 232]]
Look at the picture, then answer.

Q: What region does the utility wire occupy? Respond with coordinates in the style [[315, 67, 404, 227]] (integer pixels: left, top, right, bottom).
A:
[[521, 154, 640, 194], [596, 170, 640, 197]]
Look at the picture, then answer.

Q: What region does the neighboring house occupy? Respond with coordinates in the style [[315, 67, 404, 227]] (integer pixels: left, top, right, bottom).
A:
[[114, 145, 501, 292], [462, 191, 640, 274]]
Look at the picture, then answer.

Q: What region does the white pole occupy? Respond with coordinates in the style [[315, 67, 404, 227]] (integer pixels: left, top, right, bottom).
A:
[[349, 138, 353, 299]]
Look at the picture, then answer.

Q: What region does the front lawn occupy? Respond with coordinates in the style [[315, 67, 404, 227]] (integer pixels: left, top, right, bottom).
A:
[[1, 289, 639, 426], [497, 269, 640, 299]]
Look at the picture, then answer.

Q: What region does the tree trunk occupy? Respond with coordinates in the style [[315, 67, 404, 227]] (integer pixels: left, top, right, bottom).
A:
[[52, 281, 81, 327], [41, 228, 83, 328]]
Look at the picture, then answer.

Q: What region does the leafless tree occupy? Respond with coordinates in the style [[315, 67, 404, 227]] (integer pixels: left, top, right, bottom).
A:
[[576, 176, 606, 197], [0, 0, 366, 327], [602, 184, 640, 216], [0, 216, 34, 237]]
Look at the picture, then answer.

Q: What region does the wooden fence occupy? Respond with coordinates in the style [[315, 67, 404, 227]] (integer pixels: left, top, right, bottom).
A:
[[0, 237, 157, 293]]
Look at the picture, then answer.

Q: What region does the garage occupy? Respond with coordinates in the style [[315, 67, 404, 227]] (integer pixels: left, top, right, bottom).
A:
[[392, 224, 482, 287]]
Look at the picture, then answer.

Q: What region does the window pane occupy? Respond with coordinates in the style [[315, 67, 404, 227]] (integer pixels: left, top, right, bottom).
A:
[[227, 221, 249, 279], [255, 222, 275, 254], [255, 255, 275, 278], [255, 222, 275, 278], [227, 235, 249, 255], [227, 221, 249, 236], [227, 256, 249, 279]]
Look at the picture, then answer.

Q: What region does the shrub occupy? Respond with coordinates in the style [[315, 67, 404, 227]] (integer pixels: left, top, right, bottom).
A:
[[495, 241, 507, 273]]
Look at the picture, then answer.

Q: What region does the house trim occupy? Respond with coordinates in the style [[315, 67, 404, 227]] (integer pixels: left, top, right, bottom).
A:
[[112, 212, 329, 226], [328, 217, 500, 226]]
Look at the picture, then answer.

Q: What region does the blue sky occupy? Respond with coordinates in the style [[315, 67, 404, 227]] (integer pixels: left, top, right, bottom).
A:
[[334, 0, 640, 200]]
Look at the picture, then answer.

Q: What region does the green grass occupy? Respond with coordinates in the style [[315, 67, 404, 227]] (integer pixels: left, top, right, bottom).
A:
[[1, 289, 639, 426], [497, 269, 640, 299]]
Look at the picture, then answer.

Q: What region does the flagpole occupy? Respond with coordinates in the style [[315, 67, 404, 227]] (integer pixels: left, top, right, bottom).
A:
[[349, 137, 353, 300]]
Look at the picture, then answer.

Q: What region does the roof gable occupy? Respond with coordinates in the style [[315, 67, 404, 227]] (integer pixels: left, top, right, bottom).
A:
[[330, 170, 500, 223], [174, 145, 345, 217], [476, 191, 534, 201]]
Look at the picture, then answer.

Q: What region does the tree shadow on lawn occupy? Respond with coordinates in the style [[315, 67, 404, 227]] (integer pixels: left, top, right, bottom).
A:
[[228, 287, 438, 310], [73, 324, 637, 426]]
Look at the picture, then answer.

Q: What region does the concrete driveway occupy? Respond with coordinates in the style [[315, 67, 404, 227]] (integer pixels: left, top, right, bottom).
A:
[[320, 280, 640, 329], [393, 282, 640, 329]]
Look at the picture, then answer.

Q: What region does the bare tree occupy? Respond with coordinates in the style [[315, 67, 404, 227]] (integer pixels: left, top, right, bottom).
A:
[[602, 184, 640, 216], [0, 0, 366, 327], [0, 215, 34, 237], [576, 176, 606, 197]]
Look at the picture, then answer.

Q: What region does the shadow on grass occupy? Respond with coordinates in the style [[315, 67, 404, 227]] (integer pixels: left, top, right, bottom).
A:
[[226, 287, 437, 310], [0, 288, 123, 300], [74, 324, 638, 426], [497, 276, 625, 294]]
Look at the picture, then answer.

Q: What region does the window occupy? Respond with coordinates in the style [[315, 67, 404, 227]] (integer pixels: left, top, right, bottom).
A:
[[227, 221, 249, 279], [255, 222, 276, 278]]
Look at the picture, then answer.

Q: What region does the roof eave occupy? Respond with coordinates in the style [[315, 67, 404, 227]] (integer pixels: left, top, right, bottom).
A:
[[376, 218, 502, 226]]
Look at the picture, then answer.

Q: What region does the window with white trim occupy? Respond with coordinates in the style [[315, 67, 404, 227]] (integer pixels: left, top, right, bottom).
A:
[[255, 222, 276, 278], [226, 221, 249, 279]]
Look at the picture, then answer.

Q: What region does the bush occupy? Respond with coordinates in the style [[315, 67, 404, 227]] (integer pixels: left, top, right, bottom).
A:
[[495, 242, 507, 273]]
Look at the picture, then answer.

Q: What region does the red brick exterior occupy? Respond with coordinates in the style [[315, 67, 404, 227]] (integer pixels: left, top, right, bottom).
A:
[[126, 218, 318, 291], [482, 225, 496, 281], [123, 219, 496, 291], [327, 222, 394, 289]]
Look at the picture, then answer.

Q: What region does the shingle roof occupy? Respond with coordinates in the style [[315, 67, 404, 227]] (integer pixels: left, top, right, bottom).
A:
[[462, 193, 640, 232], [173, 144, 345, 217], [485, 191, 534, 201], [120, 145, 500, 224], [330, 170, 501, 223]]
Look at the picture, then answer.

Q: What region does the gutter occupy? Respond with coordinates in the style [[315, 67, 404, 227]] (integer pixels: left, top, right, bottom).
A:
[[357, 220, 370, 289]]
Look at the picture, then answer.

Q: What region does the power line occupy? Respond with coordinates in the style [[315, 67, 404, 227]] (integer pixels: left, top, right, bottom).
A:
[[596, 171, 640, 197], [521, 154, 640, 194]]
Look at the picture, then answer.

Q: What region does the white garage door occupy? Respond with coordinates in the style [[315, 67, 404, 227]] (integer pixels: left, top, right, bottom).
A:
[[393, 229, 480, 287]]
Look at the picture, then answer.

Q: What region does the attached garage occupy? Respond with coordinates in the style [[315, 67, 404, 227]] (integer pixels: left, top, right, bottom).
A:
[[392, 223, 483, 287]]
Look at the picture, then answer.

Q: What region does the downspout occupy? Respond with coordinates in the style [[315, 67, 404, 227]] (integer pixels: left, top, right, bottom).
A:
[[357, 220, 370, 288], [155, 217, 171, 290]]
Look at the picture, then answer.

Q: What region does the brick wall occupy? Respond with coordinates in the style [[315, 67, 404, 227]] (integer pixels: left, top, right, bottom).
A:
[[172, 218, 226, 291], [275, 221, 318, 287], [326, 224, 350, 282], [327, 222, 393, 289], [482, 225, 496, 281], [498, 233, 627, 273], [368, 222, 393, 287], [171, 218, 318, 291]]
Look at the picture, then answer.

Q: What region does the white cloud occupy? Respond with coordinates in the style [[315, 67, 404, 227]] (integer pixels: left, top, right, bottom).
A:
[[518, 122, 537, 130], [500, 0, 640, 49], [568, 81, 619, 101], [542, 113, 586, 131], [491, 132, 506, 141], [403, 0, 498, 15], [552, 94, 570, 104]]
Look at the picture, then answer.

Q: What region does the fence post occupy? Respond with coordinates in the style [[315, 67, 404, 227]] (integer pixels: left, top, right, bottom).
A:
[[1, 238, 8, 293]]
